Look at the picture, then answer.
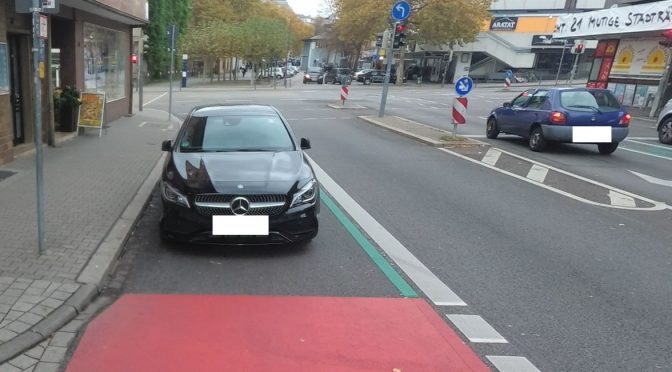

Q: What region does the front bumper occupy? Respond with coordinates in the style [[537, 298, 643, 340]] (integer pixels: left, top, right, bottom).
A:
[[541, 125, 629, 143], [160, 201, 319, 245]]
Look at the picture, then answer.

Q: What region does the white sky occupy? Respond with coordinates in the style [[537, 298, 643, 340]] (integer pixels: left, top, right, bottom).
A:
[[287, 0, 328, 17]]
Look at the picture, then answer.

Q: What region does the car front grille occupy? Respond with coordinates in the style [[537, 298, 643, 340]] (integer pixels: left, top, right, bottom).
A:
[[194, 194, 287, 216]]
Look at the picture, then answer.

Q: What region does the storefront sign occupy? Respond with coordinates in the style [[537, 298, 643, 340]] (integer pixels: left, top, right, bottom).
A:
[[610, 38, 669, 79], [78, 92, 106, 129], [531, 35, 571, 46], [0, 43, 8, 94], [554, 0, 672, 38], [95, 0, 147, 21], [490, 17, 518, 31]]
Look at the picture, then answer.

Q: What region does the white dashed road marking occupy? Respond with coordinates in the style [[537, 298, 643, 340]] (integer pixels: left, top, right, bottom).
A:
[[307, 155, 467, 306], [482, 148, 502, 166], [526, 164, 549, 183], [486, 356, 542, 372], [143, 92, 167, 107], [446, 314, 508, 343]]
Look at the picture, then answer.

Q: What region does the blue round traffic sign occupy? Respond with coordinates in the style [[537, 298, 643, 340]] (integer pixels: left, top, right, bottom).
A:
[[391, 1, 411, 21], [454, 76, 474, 96]]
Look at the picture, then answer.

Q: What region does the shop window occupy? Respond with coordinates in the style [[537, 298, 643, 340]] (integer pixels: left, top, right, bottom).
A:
[[83, 23, 126, 101]]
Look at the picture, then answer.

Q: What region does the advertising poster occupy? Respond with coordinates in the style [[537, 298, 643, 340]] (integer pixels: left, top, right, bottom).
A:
[[610, 38, 669, 79], [77, 92, 106, 128]]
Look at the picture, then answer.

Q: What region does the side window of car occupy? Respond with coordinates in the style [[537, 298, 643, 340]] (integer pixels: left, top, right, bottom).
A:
[[526, 90, 548, 110], [511, 93, 531, 107]]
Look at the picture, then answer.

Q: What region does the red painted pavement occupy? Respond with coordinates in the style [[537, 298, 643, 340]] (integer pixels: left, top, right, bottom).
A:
[[67, 295, 490, 372]]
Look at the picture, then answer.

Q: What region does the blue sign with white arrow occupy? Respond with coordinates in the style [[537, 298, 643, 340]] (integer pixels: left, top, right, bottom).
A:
[[455, 76, 474, 96], [391, 1, 411, 21]]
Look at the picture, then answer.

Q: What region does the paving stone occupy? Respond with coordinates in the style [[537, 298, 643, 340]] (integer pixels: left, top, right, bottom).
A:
[[29, 281, 50, 290], [59, 319, 83, 333], [0, 278, 14, 285], [10, 302, 34, 313], [24, 345, 44, 360], [22, 288, 44, 297], [17, 312, 43, 326], [32, 363, 59, 372], [3, 311, 23, 322], [37, 299, 62, 310], [6, 320, 31, 333], [48, 332, 75, 348], [0, 304, 10, 314], [7, 355, 37, 370], [3, 290, 24, 298], [27, 305, 54, 318], [0, 328, 18, 342], [9, 282, 30, 291], [0, 363, 21, 372], [0, 296, 19, 306], [39, 347, 67, 364], [47, 292, 70, 301], [57, 284, 78, 294], [16, 296, 42, 305]]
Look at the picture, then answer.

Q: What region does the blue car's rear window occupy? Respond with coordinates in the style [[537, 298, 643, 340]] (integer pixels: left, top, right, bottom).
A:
[[560, 91, 621, 112]]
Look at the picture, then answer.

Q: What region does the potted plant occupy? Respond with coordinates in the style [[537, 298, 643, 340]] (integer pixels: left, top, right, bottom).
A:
[[53, 86, 82, 132]]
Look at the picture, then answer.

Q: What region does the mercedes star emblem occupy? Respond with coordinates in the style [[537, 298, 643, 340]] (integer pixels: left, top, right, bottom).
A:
[[230, 197, 251, 216]]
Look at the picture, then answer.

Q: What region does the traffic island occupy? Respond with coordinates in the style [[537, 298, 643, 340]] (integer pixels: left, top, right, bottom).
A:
[[327, 103, 366, 109], [358, 115, 483, 148]]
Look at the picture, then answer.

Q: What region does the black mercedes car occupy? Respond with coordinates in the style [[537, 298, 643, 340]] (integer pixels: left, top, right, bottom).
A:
[[159, 105, 319, 245]]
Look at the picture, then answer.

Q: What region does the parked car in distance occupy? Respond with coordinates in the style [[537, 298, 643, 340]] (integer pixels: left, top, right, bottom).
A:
[[321, 68, 352, 85], [303, 67, 323, 84], [486, 88, 630, 154], [359, 70, 396, 85], [258, 67, 284, 79], [286, 65, 299, 76], [354, 69, 375, 82], [656, 98, 672, 144], [159, 104, 319, 245]]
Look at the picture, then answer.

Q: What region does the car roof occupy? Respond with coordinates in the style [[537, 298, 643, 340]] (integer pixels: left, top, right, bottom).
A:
[[191, 104, 280, 117]]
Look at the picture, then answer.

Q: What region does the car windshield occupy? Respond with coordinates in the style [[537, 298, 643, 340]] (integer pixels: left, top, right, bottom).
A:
[[560, 90, 621, 112], [178, 115, 295, 152]]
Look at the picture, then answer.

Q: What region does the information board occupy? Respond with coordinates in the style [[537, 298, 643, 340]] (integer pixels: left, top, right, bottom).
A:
[[77, 92, 106, 136]]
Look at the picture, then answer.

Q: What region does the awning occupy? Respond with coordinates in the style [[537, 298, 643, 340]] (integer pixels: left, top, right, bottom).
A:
[[553, 0, 672, 39], [60, 0, 148, 26]]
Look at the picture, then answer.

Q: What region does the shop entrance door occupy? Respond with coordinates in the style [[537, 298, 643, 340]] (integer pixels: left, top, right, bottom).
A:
[[8, 35, 25, 145]]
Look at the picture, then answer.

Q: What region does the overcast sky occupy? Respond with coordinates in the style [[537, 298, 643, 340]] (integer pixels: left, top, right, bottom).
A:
[[287, 0, 329, 16]]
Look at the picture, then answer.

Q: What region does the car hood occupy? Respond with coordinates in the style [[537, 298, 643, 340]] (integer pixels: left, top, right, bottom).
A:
[[170, 151, 311, 194]]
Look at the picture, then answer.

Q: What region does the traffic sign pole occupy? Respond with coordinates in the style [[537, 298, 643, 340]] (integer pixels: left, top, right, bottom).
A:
[[31, 0, 46, 255], [378, 22, 398, 118]]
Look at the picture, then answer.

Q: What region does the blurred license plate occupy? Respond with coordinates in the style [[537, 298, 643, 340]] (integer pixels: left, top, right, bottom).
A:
[[212, 216, 269, 236], [572, 127, 611, 143]]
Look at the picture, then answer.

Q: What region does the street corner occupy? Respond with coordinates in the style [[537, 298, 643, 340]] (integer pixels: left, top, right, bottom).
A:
[[439, 144, 667, 211], [66, 294, 490, 372]]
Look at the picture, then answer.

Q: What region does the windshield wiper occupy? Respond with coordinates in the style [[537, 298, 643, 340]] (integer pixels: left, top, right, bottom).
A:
[[568, 105, 602, 114]]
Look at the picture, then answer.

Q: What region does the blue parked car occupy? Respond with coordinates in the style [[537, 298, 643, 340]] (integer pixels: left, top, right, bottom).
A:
[[486, 88, 631, 154]]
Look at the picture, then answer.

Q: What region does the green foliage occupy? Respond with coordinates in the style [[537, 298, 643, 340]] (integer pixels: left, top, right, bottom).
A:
[[145, 0, 192, 79], [53, 86, 81, 110]]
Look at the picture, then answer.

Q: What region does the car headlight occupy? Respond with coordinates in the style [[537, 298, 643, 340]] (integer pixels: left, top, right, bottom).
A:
[[305, 74, 310, 79], [290, 179, 317, 208], [161, 181, 190, 208]]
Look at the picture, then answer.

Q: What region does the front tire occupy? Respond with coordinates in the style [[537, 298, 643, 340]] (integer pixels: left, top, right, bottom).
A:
[[529, 127, 547, 152], [364, 78, 371, 85], [486, 118, 500, 139], [659, 118, 672, 144], [598, 142, 619, 154]]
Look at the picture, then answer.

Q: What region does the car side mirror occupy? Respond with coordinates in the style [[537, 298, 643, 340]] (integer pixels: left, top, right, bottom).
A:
[[161, 140, 173, 152], [503, 102, 512, 108], [300, 138, 311, 150]]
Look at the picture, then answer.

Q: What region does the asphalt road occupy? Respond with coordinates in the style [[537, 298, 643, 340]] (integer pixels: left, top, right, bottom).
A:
[[76, 77, 672, 371]]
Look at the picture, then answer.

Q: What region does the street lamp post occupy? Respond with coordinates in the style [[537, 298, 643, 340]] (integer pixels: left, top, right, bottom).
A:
[[555, 40, 569, 86]]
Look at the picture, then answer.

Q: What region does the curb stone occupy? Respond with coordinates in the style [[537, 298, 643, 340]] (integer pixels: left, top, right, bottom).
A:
[[0, 147, 169, 365]]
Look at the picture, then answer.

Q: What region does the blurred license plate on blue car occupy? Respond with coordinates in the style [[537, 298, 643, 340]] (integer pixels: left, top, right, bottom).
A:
[[572, 127, 611, 143]]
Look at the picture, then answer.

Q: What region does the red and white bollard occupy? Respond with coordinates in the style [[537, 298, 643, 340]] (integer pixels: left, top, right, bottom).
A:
[[504, 76, 512, 88], [340, 85, 349, 105], [452, 96, 468, 138]]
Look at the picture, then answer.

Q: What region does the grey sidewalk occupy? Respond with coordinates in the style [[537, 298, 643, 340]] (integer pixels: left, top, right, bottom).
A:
[[0, 106, 178, 366]]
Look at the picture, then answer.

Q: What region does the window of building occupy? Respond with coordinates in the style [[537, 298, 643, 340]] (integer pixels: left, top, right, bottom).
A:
[[83, 23, 126, 101]]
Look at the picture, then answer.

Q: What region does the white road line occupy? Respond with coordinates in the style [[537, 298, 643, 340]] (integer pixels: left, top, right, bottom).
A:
[[143, 92, 167, 107], [482, 148, 502, 166], [478, 116, 489, 120], [526, 164, 549, 183], [486, 356, 541, 372], [446, 314, 508, 343], [626, 139, 672, 150], [175, 100, 200, 103], [621, 147, 672, 161], [627, 137, 660, 141], [464, 135, 487, 138], [608, 190, 637, 207], [307, 155, 467, 306], [438, 148, 668, 211], [138, 122, 147, 127]]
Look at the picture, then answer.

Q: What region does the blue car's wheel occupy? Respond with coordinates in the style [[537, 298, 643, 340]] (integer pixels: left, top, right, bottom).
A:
[[486, 118, 500, 139], [529, 127, 547, 152]]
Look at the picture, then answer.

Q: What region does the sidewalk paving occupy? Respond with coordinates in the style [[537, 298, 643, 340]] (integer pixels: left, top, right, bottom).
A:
[[0, 104, 179, 367]]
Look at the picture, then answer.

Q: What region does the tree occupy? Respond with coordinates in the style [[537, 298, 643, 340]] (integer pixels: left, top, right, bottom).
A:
[[331, 0, 490, 82], [145, 0, 192, 79]]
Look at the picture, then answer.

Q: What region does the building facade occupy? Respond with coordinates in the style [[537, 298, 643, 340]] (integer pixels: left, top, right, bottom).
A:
[[0, 0, 148, 165]]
